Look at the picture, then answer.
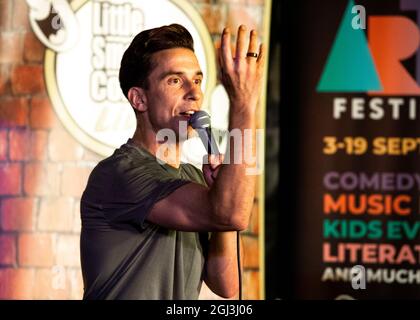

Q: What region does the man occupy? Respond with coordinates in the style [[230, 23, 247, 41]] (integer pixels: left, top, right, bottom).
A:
[[80, 23, 264, 299]]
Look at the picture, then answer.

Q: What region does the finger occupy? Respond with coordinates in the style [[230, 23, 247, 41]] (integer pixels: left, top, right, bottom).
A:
[[203, 166, 214, 185], [256, 43, 266, 75], [246, 29, 259, 63], [202, 160, 214, 174], [208, 154, 221, 167], [217, 47, 224, 82], [211, 165, 221, 179], [219, 153, 225, 164], [221, 27, 233, 72], [210, 163, 221, 170], [235, 25, 247, 63], [257, 43, 265, 63]]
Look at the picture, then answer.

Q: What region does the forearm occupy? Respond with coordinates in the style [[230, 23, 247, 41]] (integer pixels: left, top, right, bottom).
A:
[[204, 231, 243, 298], [209, 110, 257, 230]]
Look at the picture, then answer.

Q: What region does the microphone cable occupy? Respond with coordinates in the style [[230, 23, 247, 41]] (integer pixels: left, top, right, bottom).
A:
[[237, 230, 242, 300]]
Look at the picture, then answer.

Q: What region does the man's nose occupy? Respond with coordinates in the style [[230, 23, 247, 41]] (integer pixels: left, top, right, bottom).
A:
[[185, 81, 202, 101]]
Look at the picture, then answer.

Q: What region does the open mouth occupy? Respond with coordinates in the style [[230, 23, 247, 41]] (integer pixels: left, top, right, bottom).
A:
[[179, 110, 196, 118]]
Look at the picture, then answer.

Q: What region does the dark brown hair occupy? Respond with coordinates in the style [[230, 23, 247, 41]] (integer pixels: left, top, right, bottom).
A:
[[119, 24, 195, 99]]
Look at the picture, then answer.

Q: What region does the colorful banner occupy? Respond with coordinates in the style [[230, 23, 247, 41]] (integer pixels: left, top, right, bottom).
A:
[[279, 0, 420, 299]]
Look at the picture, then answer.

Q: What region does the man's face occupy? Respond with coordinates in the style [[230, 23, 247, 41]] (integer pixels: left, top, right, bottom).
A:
[[143, 47, 203, 138]]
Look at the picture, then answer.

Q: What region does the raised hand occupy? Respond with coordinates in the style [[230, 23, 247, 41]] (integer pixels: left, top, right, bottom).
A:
[[219, 25, 265, 114]]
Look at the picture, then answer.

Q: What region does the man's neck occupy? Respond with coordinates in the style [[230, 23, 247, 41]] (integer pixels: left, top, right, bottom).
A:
[[131, 127, 182, 169]]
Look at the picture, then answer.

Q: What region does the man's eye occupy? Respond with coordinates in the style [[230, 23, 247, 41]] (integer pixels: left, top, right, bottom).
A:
[[194, 79, 202, 85], [168, 78, 182, 85]]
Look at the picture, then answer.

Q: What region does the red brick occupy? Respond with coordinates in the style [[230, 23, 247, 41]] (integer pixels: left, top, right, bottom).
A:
[[9, 130, 31, 160], [49, 129, 84, 161], [0, 197, 37, 231], [11, 65, 45, 95], [9, 129, 48, 161], [23, 163, 60, 196], [227, 6, 259, 33], [0, 163, 22, 195], [68, 269, 84, 300], [0, 0, 12, 31], [0, 32, 23, 63], [72, 200, 81, 233], [9, 129, 29, 161], [23, 31, 44, 62], [29, 130, 48, 160], [12, 0, 29, 31], [34, 267, 69, 299], [245, 200, 259, 235], [243, 235, 259, 269], [30, 96, 58, 129], [82, 148, 103, 162], [56, 235, 80, 267], [0, 234, 16, 265], [198, 4, 227, 34], [0, 65, 10, 95], [18, 233, 55, 267], [247, 0, 265, 5], [0, 97, 29, 127], [61, 165, 92, 197], [38, 197, 73, 232], [0, 267, 35, 299], [242, 270, 260, 300], [219, 0, 246, 3], [0, 130, 7, 160]]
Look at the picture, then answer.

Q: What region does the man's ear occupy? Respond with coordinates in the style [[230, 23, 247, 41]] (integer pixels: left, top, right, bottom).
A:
[[127, 87, 147, 113]]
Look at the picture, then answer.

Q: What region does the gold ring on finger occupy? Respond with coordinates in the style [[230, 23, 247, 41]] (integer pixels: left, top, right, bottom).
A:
[[246, 52, 258, 58]]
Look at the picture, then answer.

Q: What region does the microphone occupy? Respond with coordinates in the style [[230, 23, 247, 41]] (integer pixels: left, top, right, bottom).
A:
[[188, 110, 220, 155]]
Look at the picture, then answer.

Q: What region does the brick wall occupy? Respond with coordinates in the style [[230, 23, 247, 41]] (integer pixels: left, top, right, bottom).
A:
[[0, 0, 268, 300]]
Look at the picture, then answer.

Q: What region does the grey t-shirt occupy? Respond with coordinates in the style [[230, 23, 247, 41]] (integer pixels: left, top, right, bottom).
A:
[[80, 140, 209, 300]]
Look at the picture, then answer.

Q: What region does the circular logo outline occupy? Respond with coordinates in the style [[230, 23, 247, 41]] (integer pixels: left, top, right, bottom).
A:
[[44, 0, 217, 156]]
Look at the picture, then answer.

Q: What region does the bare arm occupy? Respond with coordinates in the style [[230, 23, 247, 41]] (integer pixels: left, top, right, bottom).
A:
[[203, 231, 244, 298]]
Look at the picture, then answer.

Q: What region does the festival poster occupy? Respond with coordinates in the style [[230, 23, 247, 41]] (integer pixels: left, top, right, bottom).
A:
[[279, 0, 420, 299]]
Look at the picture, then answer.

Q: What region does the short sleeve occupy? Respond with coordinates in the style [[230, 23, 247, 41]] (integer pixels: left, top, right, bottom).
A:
[[101, 157, 190, 229]]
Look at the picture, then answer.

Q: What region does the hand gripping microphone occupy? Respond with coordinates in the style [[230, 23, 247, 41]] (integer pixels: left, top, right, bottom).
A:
[[188, 110, 243, 300], [188, 110, 220, 155]]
